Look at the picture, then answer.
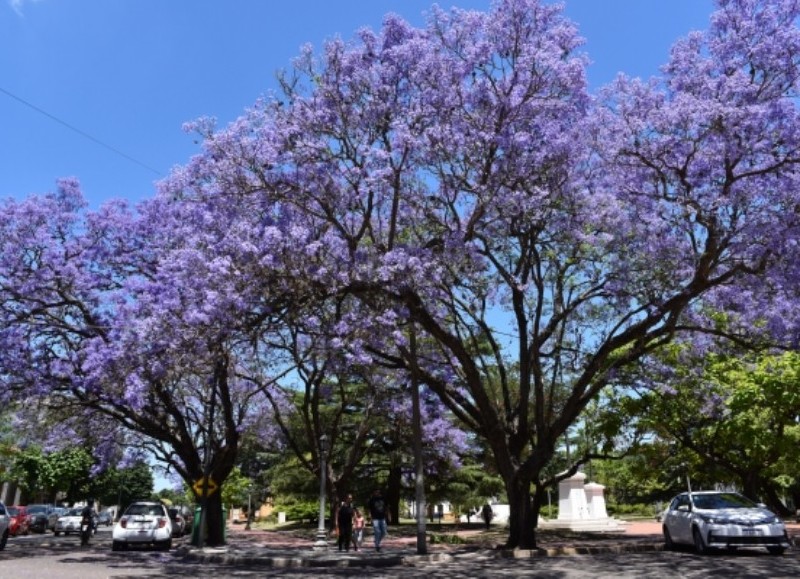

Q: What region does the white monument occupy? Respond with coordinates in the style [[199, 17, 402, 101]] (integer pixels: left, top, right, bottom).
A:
[[584, 482, 610, 519], [540, 471, 623, 532], [557, 471, 590, 520]]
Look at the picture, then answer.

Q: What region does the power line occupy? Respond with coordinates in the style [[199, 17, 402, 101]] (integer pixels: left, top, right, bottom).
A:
[[0, 85, 162, 176]]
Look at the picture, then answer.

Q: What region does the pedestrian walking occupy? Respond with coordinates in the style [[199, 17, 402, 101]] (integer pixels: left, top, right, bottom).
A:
[[481, 503, 493, 530], [367, 488, 391, 552], [352, 508, 365, 551], [335, 494, 355, 552]]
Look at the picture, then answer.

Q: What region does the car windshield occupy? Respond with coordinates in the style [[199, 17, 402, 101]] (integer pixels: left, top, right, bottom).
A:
[[691, 493, 757, 510], [66, 508, 83, 516], [7, 507, 18, 515], [27, 506, 46, 514]]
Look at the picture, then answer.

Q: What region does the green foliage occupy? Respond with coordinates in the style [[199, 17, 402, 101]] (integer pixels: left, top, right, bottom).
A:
[[605, 502, 658, 518], [622, 348, 800, 512], [266, 455, 318, 500], [273, 497, 319, 524], [589, 451, 680, 507], [428, 532, 469, 544], [91, 462, 155, 509], [156, 484, 192, 508], [429, 462, 505, 517], [220, 466, 254, 508], [6, 446, 94, 503]]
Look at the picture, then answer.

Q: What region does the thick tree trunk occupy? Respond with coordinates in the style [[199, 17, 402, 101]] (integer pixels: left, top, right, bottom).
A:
[[188, 490, 226, 547], [203, 491, 225, 546], [386, 464, 402, 526], [505, 475, 536, 549]]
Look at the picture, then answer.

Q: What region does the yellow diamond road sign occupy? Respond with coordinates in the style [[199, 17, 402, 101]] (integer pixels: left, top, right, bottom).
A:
[[193, 476, 218, 496]]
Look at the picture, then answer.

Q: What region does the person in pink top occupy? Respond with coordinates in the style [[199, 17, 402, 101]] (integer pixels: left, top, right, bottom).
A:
[[352, 508, 365, 551]]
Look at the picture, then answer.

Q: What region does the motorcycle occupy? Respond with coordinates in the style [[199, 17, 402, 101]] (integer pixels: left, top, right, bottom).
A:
[[80, 513, 93, 546]]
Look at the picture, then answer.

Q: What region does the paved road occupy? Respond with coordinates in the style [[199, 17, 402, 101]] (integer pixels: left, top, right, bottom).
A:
[[0, 526, 797, 578]]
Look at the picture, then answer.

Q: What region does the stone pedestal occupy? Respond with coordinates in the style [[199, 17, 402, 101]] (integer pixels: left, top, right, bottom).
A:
[[557, 472, 589, 520], [585, 482, 609, 519], [540, 471, 623, 532]]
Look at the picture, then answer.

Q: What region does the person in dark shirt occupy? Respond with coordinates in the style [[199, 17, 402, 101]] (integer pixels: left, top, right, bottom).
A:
[[481, 503, 493, 530], [335, 494, 355, 552], [367, 489, 391, 551]]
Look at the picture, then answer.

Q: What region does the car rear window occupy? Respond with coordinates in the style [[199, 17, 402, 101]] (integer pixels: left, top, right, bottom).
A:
[[126, 504, 164, 516]]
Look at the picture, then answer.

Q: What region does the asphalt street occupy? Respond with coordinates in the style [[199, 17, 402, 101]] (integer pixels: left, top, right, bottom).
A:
[[0, 523, 796, 578]]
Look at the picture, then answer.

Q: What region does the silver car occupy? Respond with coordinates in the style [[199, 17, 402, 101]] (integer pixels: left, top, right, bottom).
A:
[[54, 507, 86, 536], [662, 491, 790, 555]]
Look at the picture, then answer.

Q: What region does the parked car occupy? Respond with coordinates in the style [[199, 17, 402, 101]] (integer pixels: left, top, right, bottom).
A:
[[96, 510, 113, 527], [54, 507, 87, 536], [25, 504, 59, 533], [7, 506, 30, 536], [112, 501, 172, 551], [661, 491, 790, 555], [167, 507, 186, 538], [0, 502, 9, 549], [47, 507, 66, 531]]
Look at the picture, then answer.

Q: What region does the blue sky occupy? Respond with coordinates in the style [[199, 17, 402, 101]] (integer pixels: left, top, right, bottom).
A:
[[2, 0, 715, 208]]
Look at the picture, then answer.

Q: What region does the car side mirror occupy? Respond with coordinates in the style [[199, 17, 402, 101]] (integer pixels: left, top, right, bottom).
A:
[[677, 504, 691, 512]]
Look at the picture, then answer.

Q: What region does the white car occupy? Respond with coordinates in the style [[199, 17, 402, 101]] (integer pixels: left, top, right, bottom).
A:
[[54, 507, 87, 536], [112, 501, 172, 551], [0, 502, 9, 549], [661, 491, 790, 555]]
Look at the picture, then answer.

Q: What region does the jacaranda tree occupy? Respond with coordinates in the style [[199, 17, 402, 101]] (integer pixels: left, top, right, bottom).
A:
[[3, 0, 800, 551], [159, 0, 800, 548], [0, 181, 294, 545]]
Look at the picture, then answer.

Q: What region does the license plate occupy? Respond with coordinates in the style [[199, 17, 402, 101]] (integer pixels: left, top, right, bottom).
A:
[[742, 528, 759, 535]]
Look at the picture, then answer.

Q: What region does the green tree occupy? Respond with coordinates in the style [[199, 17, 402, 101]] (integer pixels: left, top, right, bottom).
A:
[[625, 350, 800, 515], [8, 446, 94, 504], [220, 466, 252, 509], [430, 461, 505, 523], [91, 462, 155, 511]]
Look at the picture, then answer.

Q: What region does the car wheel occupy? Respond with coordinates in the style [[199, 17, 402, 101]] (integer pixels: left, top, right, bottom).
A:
[[54, 531, 61, 536], [112, 540, 126, 552], [692, 527, 708, 555], [158, 539, 172, 551], [662, 526, 674, 550], [767, 546, 785, 556], [0, 530, 7, 551]]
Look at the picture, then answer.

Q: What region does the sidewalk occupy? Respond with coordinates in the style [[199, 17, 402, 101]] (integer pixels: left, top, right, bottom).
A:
[[177, 520, 739, 569]]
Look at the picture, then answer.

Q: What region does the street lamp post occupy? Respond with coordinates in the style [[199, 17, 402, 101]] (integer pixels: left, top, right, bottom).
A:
[[313, 434, 329, 551], [245, 482, 253, 531]]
